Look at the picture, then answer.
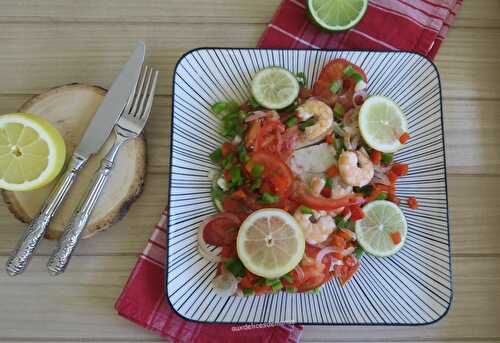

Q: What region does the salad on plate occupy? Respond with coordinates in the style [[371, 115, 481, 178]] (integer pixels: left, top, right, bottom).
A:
[[198, 58, 418, 296]]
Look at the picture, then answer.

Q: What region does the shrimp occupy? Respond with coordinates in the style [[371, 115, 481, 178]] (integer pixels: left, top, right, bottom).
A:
[[310, 176, 326, 196], [338, 149, 374, 187], [329, 176, 353, 199], [294, 209, 336, 245], [296, 99, 333, 142]]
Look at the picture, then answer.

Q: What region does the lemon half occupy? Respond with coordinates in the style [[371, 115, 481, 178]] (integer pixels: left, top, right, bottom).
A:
[[0, 113, 66, 191]]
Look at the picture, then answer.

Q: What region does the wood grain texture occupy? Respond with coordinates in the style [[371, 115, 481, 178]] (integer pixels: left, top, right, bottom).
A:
[[0, 24, 497, 100], [0, 256, 498, 341], [0, 0, 499, 342]]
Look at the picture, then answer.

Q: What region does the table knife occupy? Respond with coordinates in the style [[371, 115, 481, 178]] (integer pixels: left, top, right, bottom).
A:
[[5, 42, 145, 276]]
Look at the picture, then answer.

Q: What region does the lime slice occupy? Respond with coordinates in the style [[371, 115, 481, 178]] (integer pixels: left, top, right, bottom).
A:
[[359, 96, 408, 153], [237, 208, 305, 278], [307, 0, 368, 32], [355, 200, 407, 257], [0, 113, 66, 191], [251, 67, 300, 110]]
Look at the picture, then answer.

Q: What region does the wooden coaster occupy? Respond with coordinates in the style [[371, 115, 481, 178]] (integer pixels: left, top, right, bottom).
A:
[[2, 84, 146, 239]]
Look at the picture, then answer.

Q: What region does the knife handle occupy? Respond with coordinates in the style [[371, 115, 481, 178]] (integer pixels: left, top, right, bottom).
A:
[[47, 139, 125, 275], [5, 154, 87, 276]]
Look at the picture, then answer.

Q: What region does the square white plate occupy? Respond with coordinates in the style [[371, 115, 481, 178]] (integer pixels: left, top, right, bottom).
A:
[[166, 48, 452, 325]]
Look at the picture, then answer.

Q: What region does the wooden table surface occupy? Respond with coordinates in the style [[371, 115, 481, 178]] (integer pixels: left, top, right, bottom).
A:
[[0, 1, 499, 342]]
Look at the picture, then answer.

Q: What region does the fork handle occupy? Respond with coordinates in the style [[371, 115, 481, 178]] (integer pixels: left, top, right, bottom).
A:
[[6, 154, 87, 276], [47, 140, 126, 275]]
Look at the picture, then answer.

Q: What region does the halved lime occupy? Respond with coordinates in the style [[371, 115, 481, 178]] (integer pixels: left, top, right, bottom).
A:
[[355, 200, 407, 257], [307, 0, 368, 32], [359, 96, 408, 153], [0, 113, 66, 191], [237, 208, 305, 278], [251, 67, 300, 110]]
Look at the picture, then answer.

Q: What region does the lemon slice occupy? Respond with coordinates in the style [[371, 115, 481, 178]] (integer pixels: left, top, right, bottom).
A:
[[251, 67, 300, 110], [237, 208, 305, 278], [359, 96, 408, 153], [0, 113, 66, 191], [355, 200, 407, 257]]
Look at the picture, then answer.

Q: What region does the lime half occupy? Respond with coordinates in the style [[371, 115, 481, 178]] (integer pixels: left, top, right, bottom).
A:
[[359, 96, 408, 153], [0, 113, 66, 191], [307, 0, 368, 32], [237, 208, 305, 278], [355, 200, 407, 257], [251, 67, 300, 110]]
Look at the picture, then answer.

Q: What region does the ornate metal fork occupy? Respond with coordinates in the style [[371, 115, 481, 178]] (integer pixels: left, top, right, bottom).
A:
[[47, 65, 159, 275]]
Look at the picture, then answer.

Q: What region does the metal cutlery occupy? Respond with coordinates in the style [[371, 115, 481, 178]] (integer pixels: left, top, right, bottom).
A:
[[47, 65, 158, 275], [6, 42, 145, 276]]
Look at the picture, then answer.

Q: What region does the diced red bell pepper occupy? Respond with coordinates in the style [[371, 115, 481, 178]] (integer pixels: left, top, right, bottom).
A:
[[349, 204, 364, 221], [370, 150, 382, 164], [399, 132, 410, 144], [392, 163, 409, 177], [407, 196, 419, 209], [390, 231, 402, 245]]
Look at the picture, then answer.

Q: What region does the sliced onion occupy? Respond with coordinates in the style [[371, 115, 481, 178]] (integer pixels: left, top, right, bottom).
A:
[[343, 135, 352, 151], [351, 134, 360, 150], [332, 122, 346, 137], [315, 246, 356, 265], [197, 213, 240, 263], [294, 265, 305, 283], [329, 259, 344, 271], [245, 110, 279, 122], [212, 272, 238, 296], [353, 89, 368, 107], [374, 164, 393, 174], [372, 172, 391, 186], [342, 211, 352, 222]]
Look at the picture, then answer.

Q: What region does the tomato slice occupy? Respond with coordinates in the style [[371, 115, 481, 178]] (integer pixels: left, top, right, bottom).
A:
[[202, 213, 241, 246], [255, 119, 284, 151], [294, 192, 364, 211], [250, 151, 294, 197], [312, 58, 367, 107], [239, 271, 258, 289]]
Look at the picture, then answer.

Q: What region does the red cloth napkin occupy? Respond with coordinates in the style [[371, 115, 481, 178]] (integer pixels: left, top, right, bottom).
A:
[[115, 1, 462, 341], [258, 0, 462, 59]]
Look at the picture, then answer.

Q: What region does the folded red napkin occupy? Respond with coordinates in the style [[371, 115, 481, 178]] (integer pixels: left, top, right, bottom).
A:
[[258, 0, 462, 59], [115, 1, 462, 341]]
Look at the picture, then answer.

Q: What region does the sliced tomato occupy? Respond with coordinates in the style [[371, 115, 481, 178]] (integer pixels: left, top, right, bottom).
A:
[[221, 243, 238, 259], [250, 151, 294, 197], [349, 204, 365, 221], [202, 213, 241, 246], [239, 271, 258, 289], [312, 59, 367, 107], [294, 192, 364, 211], [222, 197, 250, 222], [297, 274, 326, 292], [330, 234, 346, 249], [255, 119, 284, 152], [321, 186, 332, 198], [245, 119, 262, 149], [221, 142, 236, 157]]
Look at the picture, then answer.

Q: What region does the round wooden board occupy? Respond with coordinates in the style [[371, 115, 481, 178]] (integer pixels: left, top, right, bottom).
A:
[[2, 84, 146, 239]]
